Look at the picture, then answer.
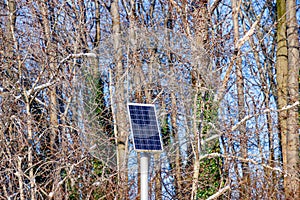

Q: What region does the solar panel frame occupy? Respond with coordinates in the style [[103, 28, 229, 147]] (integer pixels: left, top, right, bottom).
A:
[[127, 103, 164, 152]]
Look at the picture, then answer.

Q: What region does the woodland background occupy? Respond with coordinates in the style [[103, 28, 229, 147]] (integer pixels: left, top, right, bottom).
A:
[[0, 0, 299, 199]]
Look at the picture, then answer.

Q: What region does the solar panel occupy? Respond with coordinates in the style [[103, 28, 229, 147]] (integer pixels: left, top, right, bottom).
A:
[[127, 103, 163, 152]]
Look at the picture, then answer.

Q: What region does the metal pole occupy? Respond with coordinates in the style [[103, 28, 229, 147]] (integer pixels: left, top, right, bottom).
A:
[[140, 153, 149, 200]]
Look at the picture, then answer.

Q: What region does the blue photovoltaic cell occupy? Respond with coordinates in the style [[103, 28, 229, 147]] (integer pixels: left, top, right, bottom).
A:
[[128, 103, 163, 152]]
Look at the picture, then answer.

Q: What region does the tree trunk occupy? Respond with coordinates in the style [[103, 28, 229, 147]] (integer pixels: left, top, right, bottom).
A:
[[231, 0, 249, 197], [285, 0, 300, 198], [190, 1, 210, 199], [111, 0, 128, 198], [38, 2, 62, 198], [165, 5, 183, 197], [25, 100, 36, 200], [275, 0, 289, 194], [191, 85, 200, 200]]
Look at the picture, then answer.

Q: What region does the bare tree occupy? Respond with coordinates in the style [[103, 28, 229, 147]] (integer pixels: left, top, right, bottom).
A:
[[1, 0, 299, 199]]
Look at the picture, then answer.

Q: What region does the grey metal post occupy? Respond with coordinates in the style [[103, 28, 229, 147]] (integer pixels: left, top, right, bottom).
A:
[[140, 153, 149, 200]]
